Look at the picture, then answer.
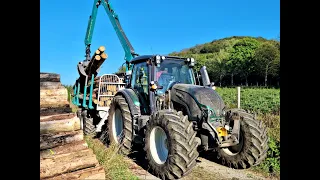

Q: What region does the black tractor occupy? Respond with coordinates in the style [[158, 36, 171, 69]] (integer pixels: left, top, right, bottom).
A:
[[99, 55, 269, 179]]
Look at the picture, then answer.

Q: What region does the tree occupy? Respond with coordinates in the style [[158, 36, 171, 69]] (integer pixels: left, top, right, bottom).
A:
[[207, 50, 229, 86], [229, 38, 260, 86], [254, 42, 280, 86], [115, 65, 126, 74]]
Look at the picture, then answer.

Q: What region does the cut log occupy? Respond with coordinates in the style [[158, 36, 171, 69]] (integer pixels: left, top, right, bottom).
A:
[[40, 107, 72, 116], [40, 88, 68, 97], [95, 49, 101, 55], [40, 82, 63, 89], [94, 54, 101, 61], [40, 116, 80, 134], [40, 73, 60, 82], [40, 113, 76, 122], [40, 102, 70, 109], [40, 140, 88, 159], [40, 88, 69, 107], [100, 52, 108, 59], [43, 166, 105, 180], [98, 45, 106, 52], [40, 130, 83, 150], [40, 149, 99, 179]]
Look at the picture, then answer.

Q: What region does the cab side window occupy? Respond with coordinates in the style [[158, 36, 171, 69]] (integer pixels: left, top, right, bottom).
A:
[[131, 62, 149, 97]]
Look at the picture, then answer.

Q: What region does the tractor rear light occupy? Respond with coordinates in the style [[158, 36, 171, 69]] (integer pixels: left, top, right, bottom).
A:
[[212, 86, 216, 90]]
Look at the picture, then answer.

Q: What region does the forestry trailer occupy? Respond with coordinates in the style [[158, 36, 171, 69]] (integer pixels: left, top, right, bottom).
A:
[[72, 0, 269, 179]]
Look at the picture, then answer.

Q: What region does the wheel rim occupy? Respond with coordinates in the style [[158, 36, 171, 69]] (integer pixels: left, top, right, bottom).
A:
[[222, 131, 244, 156], [150, 126, 168, 164], [112, 108, 123, 143]]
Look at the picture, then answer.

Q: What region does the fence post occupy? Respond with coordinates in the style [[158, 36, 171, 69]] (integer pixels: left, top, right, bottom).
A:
[[237, 86, 240, 109]]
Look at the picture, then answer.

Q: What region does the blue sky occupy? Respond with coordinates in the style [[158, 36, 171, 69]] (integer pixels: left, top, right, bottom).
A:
[[40, 0, 280, 85]]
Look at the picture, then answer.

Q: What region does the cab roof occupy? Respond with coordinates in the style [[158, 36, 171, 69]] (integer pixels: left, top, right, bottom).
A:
[[129, 55, 189, 64]]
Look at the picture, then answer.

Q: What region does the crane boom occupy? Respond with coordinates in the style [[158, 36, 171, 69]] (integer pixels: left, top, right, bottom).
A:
[[84, 0, 138, 63]]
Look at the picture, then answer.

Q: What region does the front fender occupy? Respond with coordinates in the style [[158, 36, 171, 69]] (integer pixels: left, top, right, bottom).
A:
[[115, 89, 141, 117]]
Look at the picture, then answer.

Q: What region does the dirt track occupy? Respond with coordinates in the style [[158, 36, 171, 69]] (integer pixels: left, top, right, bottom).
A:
[[125, 148, 276, 180]]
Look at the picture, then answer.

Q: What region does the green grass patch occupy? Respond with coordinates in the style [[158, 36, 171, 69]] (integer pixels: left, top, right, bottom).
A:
[[85, 136, 139, 180], [215, 87, 280, 114]]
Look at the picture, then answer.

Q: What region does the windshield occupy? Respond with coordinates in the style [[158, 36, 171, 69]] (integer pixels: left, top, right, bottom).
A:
[[155, 59, 195, 94]]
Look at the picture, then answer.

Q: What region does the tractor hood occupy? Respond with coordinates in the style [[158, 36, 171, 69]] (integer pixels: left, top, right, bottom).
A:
[[171, 84, 225, 117]]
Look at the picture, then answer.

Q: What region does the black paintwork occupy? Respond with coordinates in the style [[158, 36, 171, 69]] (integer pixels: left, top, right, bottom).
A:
[[170, 84, 225, 121], [115, 88, 141, 117]]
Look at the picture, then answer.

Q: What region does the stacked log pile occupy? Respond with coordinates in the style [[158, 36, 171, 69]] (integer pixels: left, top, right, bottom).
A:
[[40, 73, 105, 179]]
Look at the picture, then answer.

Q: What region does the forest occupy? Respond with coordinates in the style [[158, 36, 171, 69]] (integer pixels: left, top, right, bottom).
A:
[[169, 36, 280, 87], [116, 36, 280, 87]]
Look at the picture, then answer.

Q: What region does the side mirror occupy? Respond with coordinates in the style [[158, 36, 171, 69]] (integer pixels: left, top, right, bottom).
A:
[[199, 66, 211, 86]]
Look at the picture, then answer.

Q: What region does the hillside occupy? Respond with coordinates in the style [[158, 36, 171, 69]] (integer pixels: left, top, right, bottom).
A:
[[169, 36, 280, 87]]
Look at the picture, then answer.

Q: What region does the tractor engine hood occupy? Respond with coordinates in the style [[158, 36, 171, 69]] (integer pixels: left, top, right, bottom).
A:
[[171, 84, 226, 118]]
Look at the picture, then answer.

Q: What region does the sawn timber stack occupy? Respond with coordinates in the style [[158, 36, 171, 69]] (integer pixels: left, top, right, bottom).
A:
[[40, 72, 105, 180]]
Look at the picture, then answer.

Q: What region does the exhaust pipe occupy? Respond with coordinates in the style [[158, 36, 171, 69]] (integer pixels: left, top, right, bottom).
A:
[[200, 66, 211, 86]]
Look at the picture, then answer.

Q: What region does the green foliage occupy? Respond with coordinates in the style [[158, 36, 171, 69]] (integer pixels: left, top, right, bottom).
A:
[[228, 38, 260, 82], [63, 84, 73, 101], [254, 42, 280, 84], [115, 65, 126, 74], [255, 137, 280, 176], [169, 36, 280, 87], [215, 87, 280, 114]]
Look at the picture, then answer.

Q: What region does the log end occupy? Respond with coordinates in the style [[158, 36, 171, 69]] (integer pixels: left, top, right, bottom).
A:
[[100, 52, 108, 59], [94, 55, 101, 61], [98, 46, 106, 52]]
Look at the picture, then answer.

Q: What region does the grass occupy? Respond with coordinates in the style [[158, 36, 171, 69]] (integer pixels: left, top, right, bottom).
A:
[[85, 136, 139, 180], [215, 87, 280, 114], [253, 114, 280, 178]]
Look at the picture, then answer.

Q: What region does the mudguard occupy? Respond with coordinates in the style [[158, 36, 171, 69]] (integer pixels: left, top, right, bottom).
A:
[[114, 88, 141, 117]]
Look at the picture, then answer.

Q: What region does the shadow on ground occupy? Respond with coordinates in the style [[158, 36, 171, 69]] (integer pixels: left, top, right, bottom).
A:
[[127, 145, 150, 171]]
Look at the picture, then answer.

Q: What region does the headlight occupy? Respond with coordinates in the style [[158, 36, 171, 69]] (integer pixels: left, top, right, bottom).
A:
[[156, 55, 161, 64], [190, 58, 195, 66]]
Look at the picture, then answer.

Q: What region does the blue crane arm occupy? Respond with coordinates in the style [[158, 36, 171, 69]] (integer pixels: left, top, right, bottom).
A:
[[84, 0, 138, 64]]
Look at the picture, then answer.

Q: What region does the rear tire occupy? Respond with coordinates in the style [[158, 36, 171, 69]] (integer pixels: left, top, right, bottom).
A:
[[81, 110, 96, 136], [216, 109, 269, 169], [83, 117, 96, 136], [144, 110, 200, 180], [107, 95, 133, 155]]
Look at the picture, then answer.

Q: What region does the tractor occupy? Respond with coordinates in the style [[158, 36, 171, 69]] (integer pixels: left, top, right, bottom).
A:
[[72, 0, 269, 179]]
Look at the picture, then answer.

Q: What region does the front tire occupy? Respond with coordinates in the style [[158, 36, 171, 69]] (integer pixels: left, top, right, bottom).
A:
[[216, 109, 269, 169], [107, 95, 133, 155], [144, 110, 200, 180]]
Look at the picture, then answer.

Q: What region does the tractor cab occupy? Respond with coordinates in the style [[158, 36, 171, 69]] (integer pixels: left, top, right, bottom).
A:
[[127, 55, 196, 95]]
